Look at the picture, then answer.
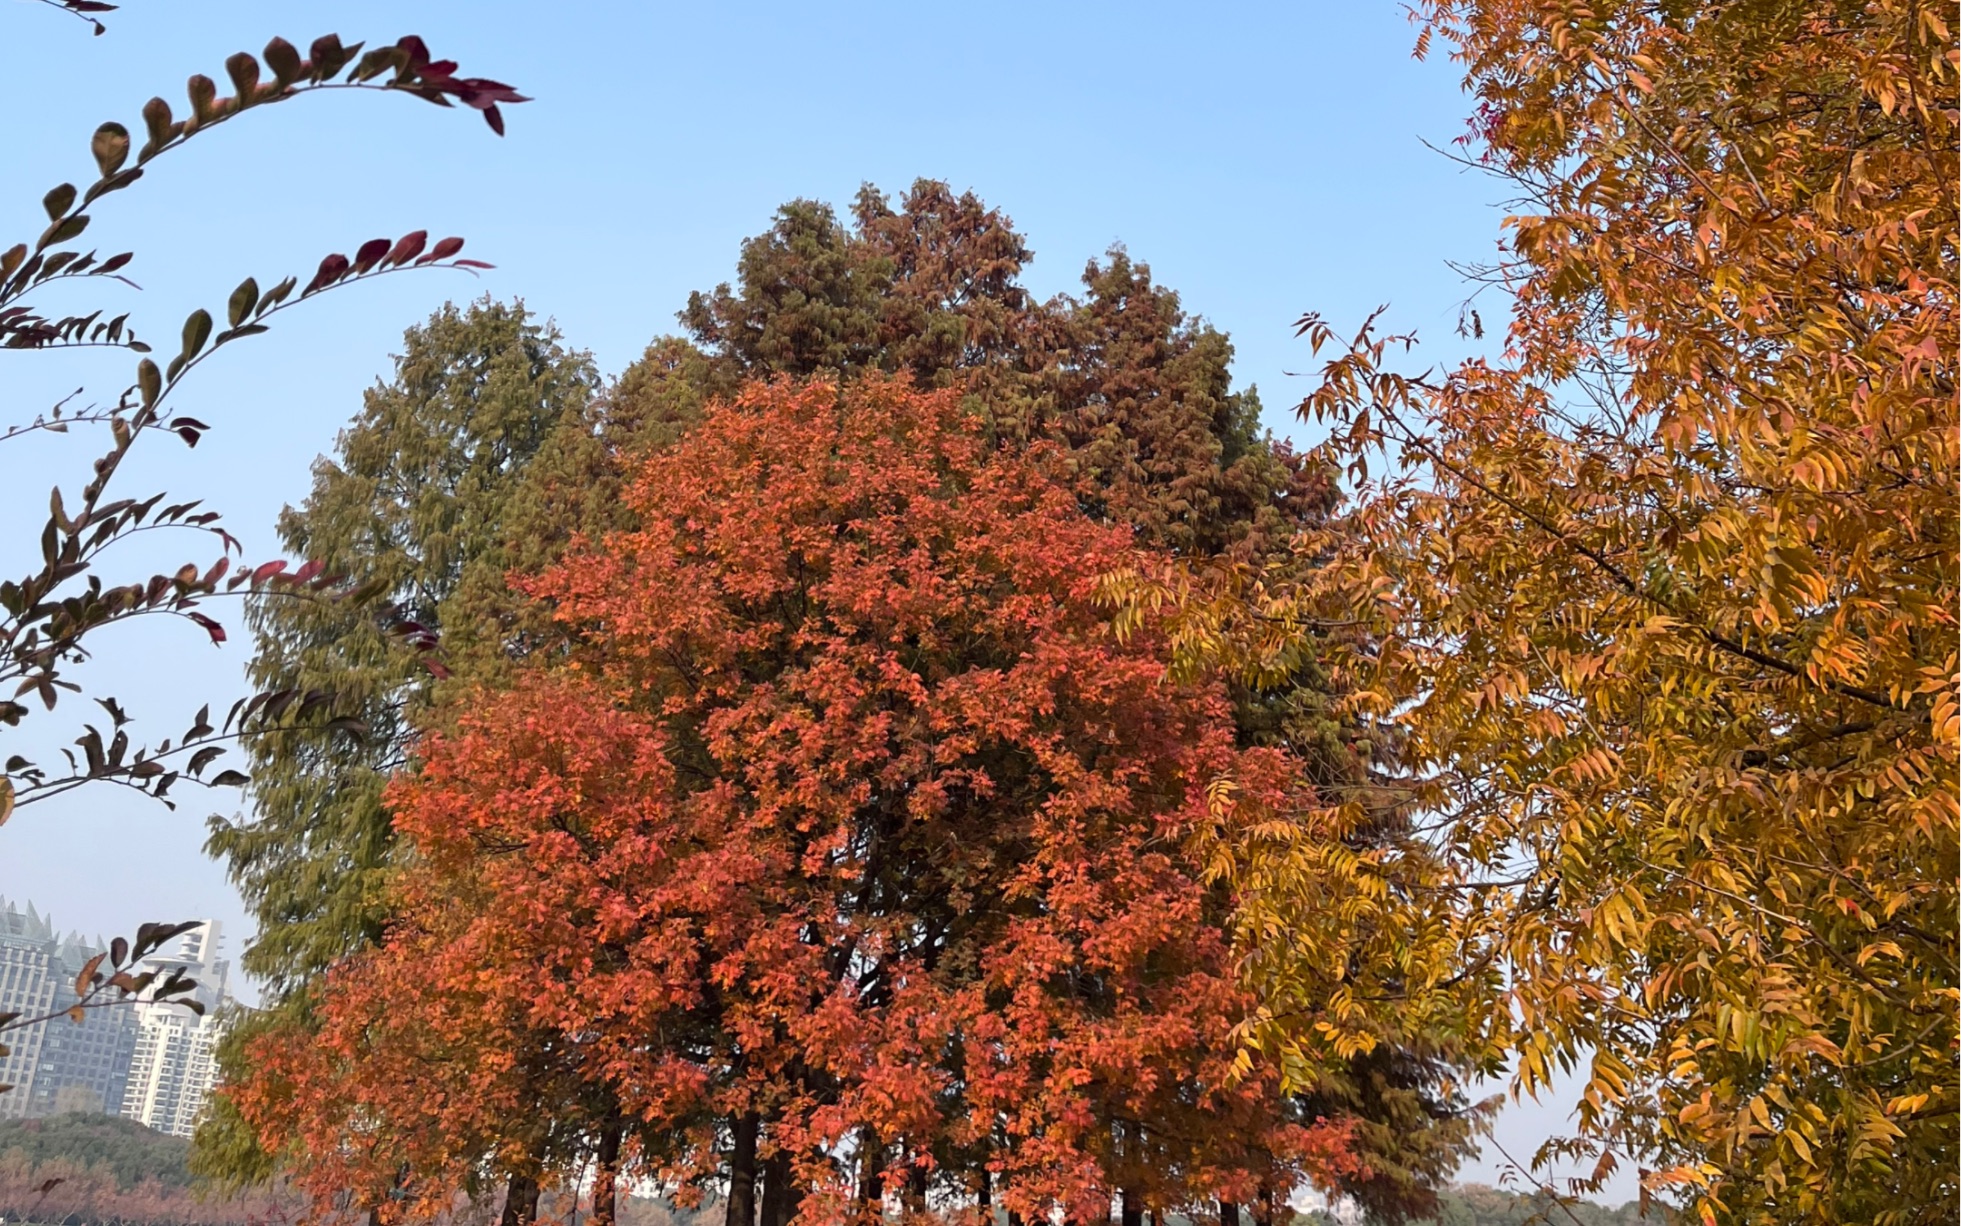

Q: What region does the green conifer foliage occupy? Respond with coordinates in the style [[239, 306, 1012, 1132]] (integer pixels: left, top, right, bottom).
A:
[[205, 298, 598, 995], [659, 179, 1330, 557], [679, 198, 890, 382], [1034, 247, 1323, 557], [198, 298, 597, 1189]]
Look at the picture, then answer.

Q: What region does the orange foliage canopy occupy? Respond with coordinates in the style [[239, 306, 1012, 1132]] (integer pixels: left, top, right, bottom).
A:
[[1107, 1, 1956, 1221], [232, 378, 1363, 1223]]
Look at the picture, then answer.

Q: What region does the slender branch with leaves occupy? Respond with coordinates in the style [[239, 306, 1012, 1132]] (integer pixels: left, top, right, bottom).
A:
[[0, 20, 524, 1063]]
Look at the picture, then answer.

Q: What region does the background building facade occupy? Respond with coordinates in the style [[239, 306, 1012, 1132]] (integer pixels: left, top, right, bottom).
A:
[[0, 902, 63, 1120], [0, 898, 235, 1137]]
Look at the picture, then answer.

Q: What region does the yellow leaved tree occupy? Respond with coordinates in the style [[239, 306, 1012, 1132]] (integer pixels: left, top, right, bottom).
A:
[[1108, 2, 1956, 1222]]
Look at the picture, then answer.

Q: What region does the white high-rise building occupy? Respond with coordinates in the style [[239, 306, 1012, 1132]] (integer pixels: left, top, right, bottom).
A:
[[0, 901, 62, 1118], [122, 1005, 229, 1137], [120, 920, 233, 1138], [0, 898, 141, 1122]]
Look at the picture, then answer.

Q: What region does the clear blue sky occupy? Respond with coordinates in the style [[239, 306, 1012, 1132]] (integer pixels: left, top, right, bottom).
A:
[[1, 0, 1628, 1204]]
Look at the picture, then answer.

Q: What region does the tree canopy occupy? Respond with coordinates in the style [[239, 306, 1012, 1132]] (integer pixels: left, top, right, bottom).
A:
[[209, 183, 1477, 1217], [230, 377, 1367, 1225], [659, 180, 1328, 558], [167, 3, 1959, 1221], [1107, 1, 1957, 1222], [206, 298, 598, 997]]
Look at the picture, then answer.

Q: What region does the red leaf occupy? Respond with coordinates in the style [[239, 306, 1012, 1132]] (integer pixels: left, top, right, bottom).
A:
[[385, 230, 428, 268], [423, 236, 465, 264], [187, 612, 226, 645], [352, 237, 392, 273], [303, 252, 350, 295]]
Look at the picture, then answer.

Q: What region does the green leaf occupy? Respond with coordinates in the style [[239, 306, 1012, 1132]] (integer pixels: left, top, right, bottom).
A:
[[350, 47, 399, 84], [136, 358, 161, 408], [255, 275, 297, 317], [227, 277, 259, 327], [214, 323, 269, 347], [180, 308, 213, 364]]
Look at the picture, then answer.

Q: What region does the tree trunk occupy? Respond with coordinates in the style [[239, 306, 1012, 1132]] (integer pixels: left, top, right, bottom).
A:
[[1219, 1202, 1240, 1226], [1119, 1188, 1144, 1226], [903, 1160, 929, 1218], [592, 1117, 625, 1226], [726, 1113, 760, 1226], [500, 1173, 541, 1226], [977, 1164, 992, 1213], [1253, 1185, 1275, 1226], [762, 1145, 804, 1226], [856, 1128, 886, 1211]]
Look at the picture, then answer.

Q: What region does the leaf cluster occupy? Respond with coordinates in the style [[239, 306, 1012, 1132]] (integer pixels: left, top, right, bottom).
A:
[[210, 185, 1476, 1217], [1110, 2, 1957, 1222]]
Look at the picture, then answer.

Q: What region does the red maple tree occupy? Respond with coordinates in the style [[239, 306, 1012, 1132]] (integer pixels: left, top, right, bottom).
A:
[[234, 377, 1363, 1224]]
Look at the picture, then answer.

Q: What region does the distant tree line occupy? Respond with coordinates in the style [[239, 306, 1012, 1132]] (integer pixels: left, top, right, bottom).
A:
[[0, 1114, 292, 1226], [0, 1113, 719, 1226], [1398, 1184, 1673, 1226]]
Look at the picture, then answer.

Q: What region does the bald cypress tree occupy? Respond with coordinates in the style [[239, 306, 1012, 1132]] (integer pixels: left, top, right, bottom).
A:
[[205, 298, 598, 997], [656, 179, 1328, 557], [195, 299, 597, 1187]]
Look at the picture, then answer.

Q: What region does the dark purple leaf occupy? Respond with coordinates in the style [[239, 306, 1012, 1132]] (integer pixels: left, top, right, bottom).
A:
[[385, 230, 427, 267], [352, 237, 390, 273], [303, 251, 349, 295]]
